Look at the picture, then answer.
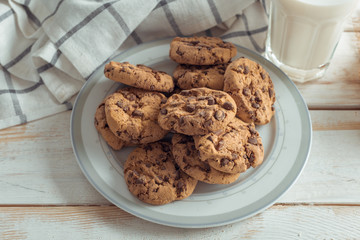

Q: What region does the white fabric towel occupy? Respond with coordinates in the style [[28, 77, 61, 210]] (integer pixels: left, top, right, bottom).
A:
[[0, 0, 268, 130]]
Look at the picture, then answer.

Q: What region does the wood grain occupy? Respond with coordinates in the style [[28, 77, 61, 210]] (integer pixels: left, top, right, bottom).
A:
[[0, 111, 109, 205], [0, 205, 359, 239], [0, 110, 359, 205]]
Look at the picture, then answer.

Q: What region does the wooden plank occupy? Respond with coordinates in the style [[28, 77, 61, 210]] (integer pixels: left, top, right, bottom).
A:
[[0, 205, 359, 239], [0, 111, 109, 205], [295, 32, 360, 109], [311, 110, 360, 130], [279, 110, 360, 203], [0, 110, 359, 205]]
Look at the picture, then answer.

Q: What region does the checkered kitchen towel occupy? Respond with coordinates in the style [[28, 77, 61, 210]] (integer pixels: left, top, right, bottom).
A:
[[0, 0, 268, 130]]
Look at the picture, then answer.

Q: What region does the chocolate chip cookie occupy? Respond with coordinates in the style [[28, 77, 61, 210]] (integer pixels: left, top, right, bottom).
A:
[[124, 142, 198, 205], [193, 117, 264, 174], [94, 102, 126, 150], [169, 36, 237, 65], [104, 61, 175, 93], [158, 88, 237, 136], [223, 57, 276, 125], [173, 64, 227, 90], [105, 87, 168, 145], [172, 134, 240, 184]]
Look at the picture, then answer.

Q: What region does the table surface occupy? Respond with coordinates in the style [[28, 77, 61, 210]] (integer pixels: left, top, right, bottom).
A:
[[1, 8, 360, 240]]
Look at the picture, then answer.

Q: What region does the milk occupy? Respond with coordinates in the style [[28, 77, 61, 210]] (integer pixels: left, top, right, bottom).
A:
[[265, 0, 358, 82]]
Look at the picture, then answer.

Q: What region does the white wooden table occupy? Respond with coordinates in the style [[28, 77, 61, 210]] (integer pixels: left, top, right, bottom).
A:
[[1, 9, 360, 240]]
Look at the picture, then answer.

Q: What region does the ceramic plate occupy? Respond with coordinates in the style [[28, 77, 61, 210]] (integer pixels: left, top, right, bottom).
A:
[[70, 39, 312, 228]]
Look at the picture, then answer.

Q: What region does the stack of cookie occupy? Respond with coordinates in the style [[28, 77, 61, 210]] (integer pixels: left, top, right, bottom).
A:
[[95, 36, 276, 205]]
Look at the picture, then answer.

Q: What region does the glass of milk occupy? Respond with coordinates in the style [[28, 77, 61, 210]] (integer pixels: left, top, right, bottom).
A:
[[265, 0, 358, 83]]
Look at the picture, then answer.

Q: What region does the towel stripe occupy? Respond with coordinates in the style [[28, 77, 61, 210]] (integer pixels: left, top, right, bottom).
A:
[[2, 68, 27, 124], [0, 78, 43, 95], [41, 0, 65, 24], [0, 9, 14, 23], [241, 13, 266, 52], [54, 2, 113, 48], [160, 0, 183, 36], [3, 44, 33, 69], [154, 0, 177, 10], [207, 0, 222, 24], [23, 0, 41, 27], [130, 31, 143, 44], [37, 49, 62, 73], [107, 5, 131, 35]]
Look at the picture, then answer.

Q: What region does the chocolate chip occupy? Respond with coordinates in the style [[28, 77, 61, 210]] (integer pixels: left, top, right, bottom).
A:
[[116, 101, 123, 108], [206, 136, 214, 143], [216, 140, 224, 151], [269, 88, 274, 98], [235, 65, 244, 73], [126, 93, 136, 101], [179, 116, 185, 125], [186, 149, 191, 156], [145, 163, 151, 168], [222, 102, 234, 110], [164, 176, 169, 182], [185, 104, 196, 112], [214, 129, 224, 136], [248, 137, 258, 145], [242, 87, 251, 96], [176, 49, 184, 56], [249, 127, 257, 135], [123, 106, 129, 112], [207, 97, 215, 105], [177, 181, 185, 190], [175, 171, 181, 180], [161, 143, 170, 152], [249, 152, 255, 163], [132, 110, 143, 117], [197, 96, 206, 101], [190, 40, 200, 45], [180, 90, 191, 96], [243, 65, 249, 74], [214, 110, 225, 121], [203, 163, 211, 173], [232, 153, 238, 160], [160, 108, 168, 115], [161, 98, 167, 104], [220, 158, 230, 166], [135, 178, 144, 184], [143, 144, 153, 151], [251, 103, 260, 109], [260, 72, 266, 79], [204, 119, 213, 127]]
